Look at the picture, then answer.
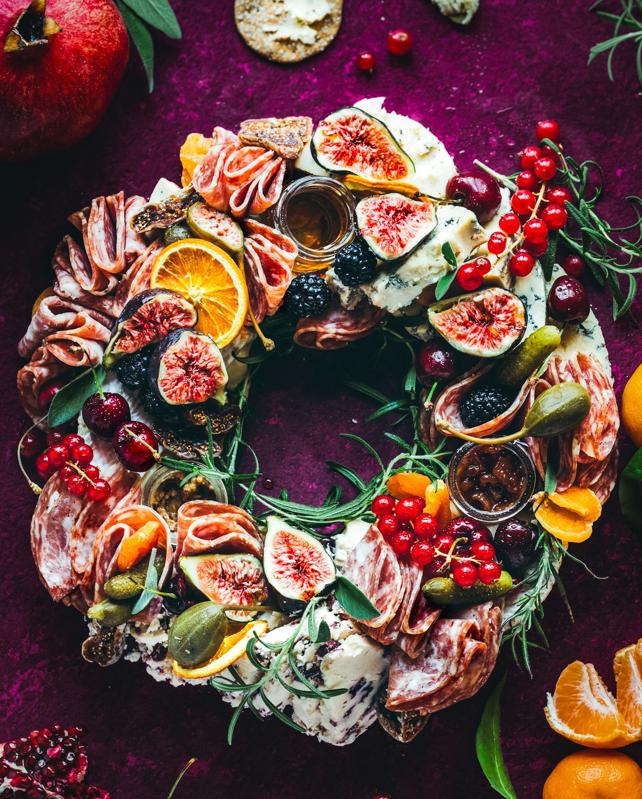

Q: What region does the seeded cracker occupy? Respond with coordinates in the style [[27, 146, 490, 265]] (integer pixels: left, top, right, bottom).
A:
[[234, 0, 343, 63], [239, 116, 313, 159]]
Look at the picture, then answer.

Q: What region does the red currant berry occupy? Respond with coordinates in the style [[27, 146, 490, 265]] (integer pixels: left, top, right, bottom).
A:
[[516, 170, 538, 191], [534, 156, 557, 181], [424, 556, 447, 578], [519, 145, 542, 170], [59, 465, 75, 482], [523, 218, 549, 244], [509, 250, 536, 277], [478, 560, 502, 584], [541, 203, 568, 230], [413, 513, 439, 540], [387, 28, 413, 56], [391, 529, 414, 557], [525, 238, 549, 257], [83, 464, 100, 482], [378, 514, 399, 539], [545, 186, 571, 205], [19, 429, 47, 460], [456, 264, 483, 291], [47, 430, 65, 446], [62, 433, 84, 451], [474, 256, 492, 275], [395, 496, 425, 521], [563, 254, 586, 278], [472, 542, 496, 561], [67, 474, 87, 497], [511, 189, 535, 216], [410, 540, 435, 567], [372, 494, 396, 516], [433, 533, 455, 554], [498, 212, 521, 236], [35, 452, 54, 480], [487, 231, 507, 255], [535, 119, 561, 143], [71, 443, 93, 467], [87, 479, 111, 502], [356, 51, 376, 72], [37, 380, 66, 411], [541, 143, 562, 161], [451, 562, 478, 588], [47, 444, 70, 469]]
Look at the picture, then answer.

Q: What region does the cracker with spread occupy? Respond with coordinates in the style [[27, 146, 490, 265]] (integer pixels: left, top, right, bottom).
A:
[[239, 116, 313, 159]]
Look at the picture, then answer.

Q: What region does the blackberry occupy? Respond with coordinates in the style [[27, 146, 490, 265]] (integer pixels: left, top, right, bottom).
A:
[[115, 347, 152, 390], [140, 387, 180, 424], [460, 385, 512, 428], [332, 236, 377, 286], [285, 273, 332, 318]]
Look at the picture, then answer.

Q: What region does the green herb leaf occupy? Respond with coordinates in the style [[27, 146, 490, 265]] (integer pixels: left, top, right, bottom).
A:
[[441, 241, 458, 268], [434, 268, 458, 301], [47, 365, 105, 428], [122, 0, 181, 38], [619, 447, 642, 536], [117, 1, 155, 92], [334, 575, 379, 620], [475, 675, 517, 799], [544, 457, 558, 495], [131, 547, 159, 614]]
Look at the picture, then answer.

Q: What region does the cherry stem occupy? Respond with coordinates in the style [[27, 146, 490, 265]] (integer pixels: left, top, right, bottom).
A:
[[16, 416, 48, 495], [123, 425, 161, 461], [91, 365, 104, 400]]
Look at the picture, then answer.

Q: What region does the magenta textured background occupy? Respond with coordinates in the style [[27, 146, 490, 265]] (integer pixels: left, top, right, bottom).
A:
[[2, 1, 642, 797]]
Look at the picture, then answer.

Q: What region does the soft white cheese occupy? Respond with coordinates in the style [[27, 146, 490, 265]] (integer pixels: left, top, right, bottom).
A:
[[264, 0, 332, 44], [148, 177, 182, 204], [333, 519, 370, 569], [284, 0, 332, 23], [513, 262, 547, 339]]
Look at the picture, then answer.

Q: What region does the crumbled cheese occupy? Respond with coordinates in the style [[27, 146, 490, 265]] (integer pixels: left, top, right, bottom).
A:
[[264, 0, 332, 44], [431, 0, 479, 25], [333, 519, 370, 569], [283, 0, 332, 23]]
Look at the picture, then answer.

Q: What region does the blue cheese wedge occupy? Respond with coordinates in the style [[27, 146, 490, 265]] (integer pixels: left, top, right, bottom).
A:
[[513, 262, 547, 339]]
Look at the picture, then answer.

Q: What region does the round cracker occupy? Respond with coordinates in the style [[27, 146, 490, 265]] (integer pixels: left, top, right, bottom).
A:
[[235, 0, 343, 63]]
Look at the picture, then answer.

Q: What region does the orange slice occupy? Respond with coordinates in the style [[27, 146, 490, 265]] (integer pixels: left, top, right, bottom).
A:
[[387, 471, 432, 499], [549, 487, 602, 523], [614, 639, 642, 735], [544, 661, 636, 748], [535, 496, 594, 543], [179, 132, 213, 187], [622, 363, 642, 448], [172, 620, 268, 680], [150, 239, 248, 349]]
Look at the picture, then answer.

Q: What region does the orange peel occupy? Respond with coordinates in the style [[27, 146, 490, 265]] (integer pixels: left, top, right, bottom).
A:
[[172, 620, 268, 680]]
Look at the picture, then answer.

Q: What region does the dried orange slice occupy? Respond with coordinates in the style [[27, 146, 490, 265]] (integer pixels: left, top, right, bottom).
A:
[[172, 620, 268, 680], [614, 639, 642, 735], [534, 496, 594, 543], [549, 487, 602, 523], [179, 132, 213, 187], [150, 239, 248, 348], [387, 472, 432, 499]]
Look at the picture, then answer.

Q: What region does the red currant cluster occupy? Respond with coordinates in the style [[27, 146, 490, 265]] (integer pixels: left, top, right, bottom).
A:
[[356, 29, 413, 72], [33, 433, 111, 501], [371, 495, 502, 588]]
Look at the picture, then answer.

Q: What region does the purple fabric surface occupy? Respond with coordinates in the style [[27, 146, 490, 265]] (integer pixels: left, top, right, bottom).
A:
[[1, 1, 642, 797]]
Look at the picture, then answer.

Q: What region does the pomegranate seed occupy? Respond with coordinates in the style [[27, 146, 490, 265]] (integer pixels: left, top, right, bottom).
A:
[[395, 496, 425, 521], [509, 250, 536, 277], [563, 254, 586, 277], [535, 119, 561, 142], [371, 494, 396, 516], [519, 145, 542, 169], [511, 189, 535, 216], [456, 264, 483, 291], [541, 203, 568, 230], [534, 156, 557, 181], [356, 51, 376, 72], [516, 170, 538, 190], [498, 212, 521, 236], [387, 28, 413, 56]]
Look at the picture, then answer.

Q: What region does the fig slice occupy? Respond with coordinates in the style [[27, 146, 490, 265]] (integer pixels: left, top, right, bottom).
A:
[[311, 107, 414, 183], [104, 288, 197, 367], [186, 202, 244, 253], [148, 328, 228, 405], [263, 516, 335, 610], [428, 288, 526, 358], [356, 193, 436, 261], [180, 554, 269, 608]]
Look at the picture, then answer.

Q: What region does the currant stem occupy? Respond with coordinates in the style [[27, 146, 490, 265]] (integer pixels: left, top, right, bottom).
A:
[[16, 416, 48, 495]]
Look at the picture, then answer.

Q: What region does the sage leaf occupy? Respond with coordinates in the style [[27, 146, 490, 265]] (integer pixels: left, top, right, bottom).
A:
[[442, 241, 458, 268], [131, 547, 159, 614], [544, 457, 558, 495], [334, 575, 379, 620], [435, 269, 458, 301], [121, 0, 181, 38], [47, 365, 105, 428], [619, 447, 642, 536], [118, 1, 155, 92], [475, 674, 517, 799]]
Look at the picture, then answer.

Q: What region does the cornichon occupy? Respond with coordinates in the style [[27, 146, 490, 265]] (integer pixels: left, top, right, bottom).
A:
[[163, 221, 191, 246], [495, 325, 562, 389], [422, 571, 513, 606], [104, 551, 165, 601], [168, 601, 228, 668], [87, 598, 134, 628]]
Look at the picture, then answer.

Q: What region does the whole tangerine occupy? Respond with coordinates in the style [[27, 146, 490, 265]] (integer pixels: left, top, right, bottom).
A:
[[543, 750, 642, 799], [622, 363, 642, 447]]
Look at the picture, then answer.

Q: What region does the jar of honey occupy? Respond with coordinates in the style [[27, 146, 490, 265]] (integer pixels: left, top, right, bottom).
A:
[[274, 176, 356, 271]]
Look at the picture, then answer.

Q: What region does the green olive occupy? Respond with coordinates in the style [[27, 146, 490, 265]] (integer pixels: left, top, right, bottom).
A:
[[87, 599, 134, 628], [422, 571, 513, 606], [495, 325, 562, 389], [168, 601, 228, 668], [163, 222, 191, 246]]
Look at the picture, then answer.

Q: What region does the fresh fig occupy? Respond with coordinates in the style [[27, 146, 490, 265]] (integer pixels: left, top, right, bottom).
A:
[[179, 553, 269, 607], [428, 288, 526, 358], [148, 328, 228, 406], [356, 193, 436, 261], [104, 288, 197, 367], [311, 107, 414, 183], [263, 516, 335, 610], [187, 202, 244, 253]]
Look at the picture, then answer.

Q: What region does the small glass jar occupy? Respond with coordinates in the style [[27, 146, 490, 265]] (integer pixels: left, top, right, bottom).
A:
[[447, 441, 537, 525], [274, 176, 356, 270]]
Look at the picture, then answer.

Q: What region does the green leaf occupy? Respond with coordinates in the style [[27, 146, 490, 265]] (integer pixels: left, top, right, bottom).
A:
[[441, 241, 458, 268], [434, 268, 458, 301], [334, 575, 379, 620], [47, 365, 105, 428], [544, 457, 558, 495], [619, 447, 642, 536], [131, 547, 159, 614], [122, 0, 181, 38], [475, 675, 517, 799], [118, 1, 155, 92]]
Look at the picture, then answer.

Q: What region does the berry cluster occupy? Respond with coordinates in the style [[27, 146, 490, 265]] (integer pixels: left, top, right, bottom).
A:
[[371, 495, 503, 588], [33, 433, 111, 502], [356, 29, 413, 73]]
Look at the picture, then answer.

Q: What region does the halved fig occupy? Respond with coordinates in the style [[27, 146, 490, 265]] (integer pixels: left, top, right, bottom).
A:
[[104, 288, 197, 367], [263, 516, 335, 610], [356, 193, 436, 260], [187, 202, 244, 253], [311, 107, 414, 183], [180, 553, 269, 608], [148, 328, 228, 405], [428, 288, 526, 358]]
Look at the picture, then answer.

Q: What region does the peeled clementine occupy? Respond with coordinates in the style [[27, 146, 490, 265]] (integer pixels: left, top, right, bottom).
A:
[[543, 750, 642, 799], [614, 639, 642, 735]]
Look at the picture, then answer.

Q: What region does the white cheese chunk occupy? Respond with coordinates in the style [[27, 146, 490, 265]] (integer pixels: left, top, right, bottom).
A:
[[264, 0, 332, 44], [148, 177, 182, 204]]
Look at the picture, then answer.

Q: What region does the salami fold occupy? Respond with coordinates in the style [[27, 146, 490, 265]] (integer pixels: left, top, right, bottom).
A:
[[243, 219, 297, 322], [176, 500, 262, 560], [294, 301, 385, 350]]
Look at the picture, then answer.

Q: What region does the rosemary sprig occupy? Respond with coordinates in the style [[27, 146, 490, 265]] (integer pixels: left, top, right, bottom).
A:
[[590, 0, 642, 86]]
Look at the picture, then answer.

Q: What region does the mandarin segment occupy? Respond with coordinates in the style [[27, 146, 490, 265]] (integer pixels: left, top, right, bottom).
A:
[[614, 639, 642, 736]]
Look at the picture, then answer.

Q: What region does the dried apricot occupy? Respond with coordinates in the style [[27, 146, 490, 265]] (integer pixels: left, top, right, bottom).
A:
[[549, 487, 602, 522], [179, 132, 214, 187], [117, 521, 163, 572], [386, 471, 432, 499], [535, 497, 593, 543]]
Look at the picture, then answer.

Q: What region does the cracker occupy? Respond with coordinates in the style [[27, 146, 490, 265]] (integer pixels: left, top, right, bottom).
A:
[[235, 0, 343, 64], [239, 116, 313, 159]]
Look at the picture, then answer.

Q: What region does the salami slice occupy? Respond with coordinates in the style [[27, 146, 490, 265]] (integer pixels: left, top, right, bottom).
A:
[[176, 500, 262, 559], [294, 301, 385, 350], [243, 219, 297, 322]]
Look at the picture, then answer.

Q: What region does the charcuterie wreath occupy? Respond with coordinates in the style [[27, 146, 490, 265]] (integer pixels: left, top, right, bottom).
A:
[[17, 100, 619, 747]]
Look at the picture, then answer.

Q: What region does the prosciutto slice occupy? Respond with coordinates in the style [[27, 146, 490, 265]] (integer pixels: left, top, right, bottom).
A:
[[294, 301, 385, 350], [243, 220, 297, 322], [176, 500, 262, 559], [17, 347, 69, 420]]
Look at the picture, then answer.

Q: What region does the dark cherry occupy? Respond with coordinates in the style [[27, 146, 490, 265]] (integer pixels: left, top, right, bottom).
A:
[[20, 428, 47, 460], [82, 392, 131, 438], [37, 379, 67, 412], [547, 275, 590, 323], [112, 420, 158, 471], [446, 170, 502, 224], [441, 516, 490, 550], [494, 519, 536, 573], [416, 342, 457, 385]]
